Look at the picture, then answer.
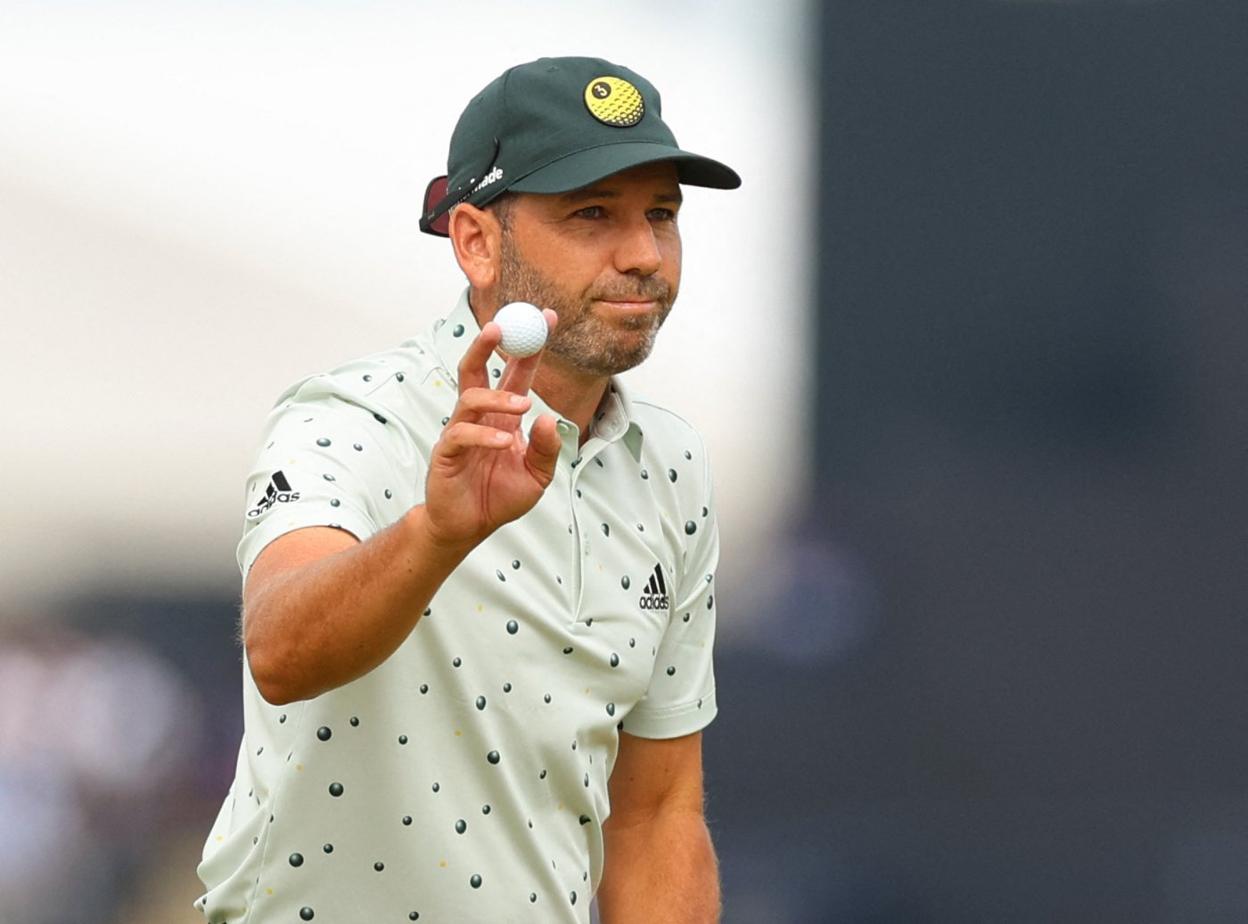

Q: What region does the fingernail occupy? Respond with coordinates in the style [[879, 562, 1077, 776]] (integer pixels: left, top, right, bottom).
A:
[[508, 394, 526, 408]]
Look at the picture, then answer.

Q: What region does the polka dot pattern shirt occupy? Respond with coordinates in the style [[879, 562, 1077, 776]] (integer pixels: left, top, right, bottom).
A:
[[196, 290, 719, 923]]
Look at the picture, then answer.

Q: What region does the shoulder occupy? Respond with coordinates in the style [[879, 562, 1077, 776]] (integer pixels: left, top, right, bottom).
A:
[[631, 398, 712, 470], [273, 340, 432, 409], [629, 396, 715, 509], [260, 336, 448, 461]]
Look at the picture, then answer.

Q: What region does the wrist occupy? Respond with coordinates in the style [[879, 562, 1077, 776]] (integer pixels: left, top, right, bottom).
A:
[[402, 505, 480, 567]]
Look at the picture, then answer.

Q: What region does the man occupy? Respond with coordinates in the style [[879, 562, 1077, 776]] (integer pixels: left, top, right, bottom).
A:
[[197, 56, 739, 923]]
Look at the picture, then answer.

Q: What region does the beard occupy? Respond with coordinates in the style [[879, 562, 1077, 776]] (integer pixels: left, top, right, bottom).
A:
[[496, 233, 674, 377]]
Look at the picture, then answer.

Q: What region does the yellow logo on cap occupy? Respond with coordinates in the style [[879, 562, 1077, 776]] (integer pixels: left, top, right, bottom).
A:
[[584, 76, 644, 127]]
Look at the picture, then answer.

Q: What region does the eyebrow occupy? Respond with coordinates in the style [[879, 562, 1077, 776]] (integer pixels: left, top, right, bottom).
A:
[[556, 187, 683, 206]]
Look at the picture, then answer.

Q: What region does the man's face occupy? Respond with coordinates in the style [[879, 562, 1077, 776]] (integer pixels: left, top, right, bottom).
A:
[[494, 161, 683, 378]]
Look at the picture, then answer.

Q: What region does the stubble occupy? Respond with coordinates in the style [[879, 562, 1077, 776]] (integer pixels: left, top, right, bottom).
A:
[[496, 234, 673, 377]]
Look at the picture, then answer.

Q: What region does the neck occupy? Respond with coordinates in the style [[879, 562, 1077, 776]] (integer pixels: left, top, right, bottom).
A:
[[531, 354, 610, 447], [468, 288, 608, 445]]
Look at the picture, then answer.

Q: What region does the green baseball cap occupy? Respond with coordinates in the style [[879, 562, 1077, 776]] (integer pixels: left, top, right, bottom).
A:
[[419, 56, 741, 236]]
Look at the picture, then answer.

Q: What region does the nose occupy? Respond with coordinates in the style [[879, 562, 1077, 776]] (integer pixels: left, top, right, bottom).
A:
[[613, 218, 663, 277]]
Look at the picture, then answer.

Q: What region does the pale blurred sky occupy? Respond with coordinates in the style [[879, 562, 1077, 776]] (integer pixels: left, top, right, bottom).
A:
[[0, 0, 814, 621]]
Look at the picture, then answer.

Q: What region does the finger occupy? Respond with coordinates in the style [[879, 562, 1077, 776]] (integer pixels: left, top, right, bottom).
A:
[[458, 322, 503, 394], [523, 414, 562, 488], [497, 309, 558, 397], [437, 420, 514, 459], [449, 386, 531, 426]]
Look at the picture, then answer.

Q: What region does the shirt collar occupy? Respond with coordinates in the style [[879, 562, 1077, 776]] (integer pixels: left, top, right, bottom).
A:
[[431, 289, 644, 460]]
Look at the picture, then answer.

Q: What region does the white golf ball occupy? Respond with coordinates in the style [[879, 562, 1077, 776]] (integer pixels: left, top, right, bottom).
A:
[[493, 301, 548, 358]]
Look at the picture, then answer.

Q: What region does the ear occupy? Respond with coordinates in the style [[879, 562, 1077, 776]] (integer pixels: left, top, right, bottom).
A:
[[448, 202, 504, 291]]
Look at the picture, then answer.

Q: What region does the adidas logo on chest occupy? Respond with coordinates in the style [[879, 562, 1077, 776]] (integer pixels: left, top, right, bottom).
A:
[[638, 563, 670, 611]]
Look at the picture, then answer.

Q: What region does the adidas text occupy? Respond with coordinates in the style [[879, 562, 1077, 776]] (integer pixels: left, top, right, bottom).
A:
[[473, 166, 504, 192], [637, 562, 670, 611], [247, 471, 300, 518]]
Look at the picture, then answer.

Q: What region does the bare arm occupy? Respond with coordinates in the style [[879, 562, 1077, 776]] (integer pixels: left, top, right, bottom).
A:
[[244, 512, 465, 705], [244, 312, 560, 705], [598, 732, 721, 924]]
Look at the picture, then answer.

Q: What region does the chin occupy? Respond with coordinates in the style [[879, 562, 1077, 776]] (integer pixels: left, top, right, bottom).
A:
[[551, 345, 651, 378]]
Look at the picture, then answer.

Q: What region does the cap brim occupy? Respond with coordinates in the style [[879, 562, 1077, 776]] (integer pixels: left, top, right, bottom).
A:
[[508, 142, 741, 195]]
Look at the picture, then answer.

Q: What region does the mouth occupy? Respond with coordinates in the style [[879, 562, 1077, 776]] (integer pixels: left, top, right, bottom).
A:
[[593, 298, 660, 314]]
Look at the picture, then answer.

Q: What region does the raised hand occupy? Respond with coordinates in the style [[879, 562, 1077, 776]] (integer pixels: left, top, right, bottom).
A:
[[423, 310, 561, 550]]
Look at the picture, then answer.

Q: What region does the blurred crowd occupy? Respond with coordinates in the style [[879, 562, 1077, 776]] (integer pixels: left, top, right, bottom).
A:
[[0, 622, 206, 923]]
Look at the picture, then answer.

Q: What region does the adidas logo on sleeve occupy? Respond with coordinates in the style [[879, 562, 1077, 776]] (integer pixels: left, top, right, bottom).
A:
[[247, 470, 301, 519], [637, 563, 669, 611]]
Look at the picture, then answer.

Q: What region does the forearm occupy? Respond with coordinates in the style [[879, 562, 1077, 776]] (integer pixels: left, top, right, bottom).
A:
[[245, 505, 473, 704], [598, 809, 721, 924]]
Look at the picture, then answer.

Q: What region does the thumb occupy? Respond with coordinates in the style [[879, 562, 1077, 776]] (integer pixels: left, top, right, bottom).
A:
[[523, 414, 562, 488]]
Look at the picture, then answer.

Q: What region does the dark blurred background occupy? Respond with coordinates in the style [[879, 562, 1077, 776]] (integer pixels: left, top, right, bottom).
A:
[[5, 1, 1248, 922], [711, 2, 1248, 921]]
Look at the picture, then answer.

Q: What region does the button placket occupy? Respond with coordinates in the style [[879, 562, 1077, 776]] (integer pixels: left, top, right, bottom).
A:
[[556, 419, 587, 619]]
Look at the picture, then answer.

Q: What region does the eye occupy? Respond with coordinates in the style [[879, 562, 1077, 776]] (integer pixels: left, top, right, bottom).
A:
[[572, 205, 606, 220], [648, 207, 678, 223]]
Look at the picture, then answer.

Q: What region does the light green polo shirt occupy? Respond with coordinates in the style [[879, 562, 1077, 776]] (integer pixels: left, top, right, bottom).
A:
[[197, 290, 719, 924]]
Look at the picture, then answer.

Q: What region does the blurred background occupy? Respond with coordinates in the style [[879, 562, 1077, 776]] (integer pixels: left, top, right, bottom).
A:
[[2, 0, 1246, 921]]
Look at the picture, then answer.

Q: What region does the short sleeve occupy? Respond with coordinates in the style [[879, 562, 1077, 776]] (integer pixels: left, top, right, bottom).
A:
[[619, 447, 719, 740], [236, 380, 420, 579]]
